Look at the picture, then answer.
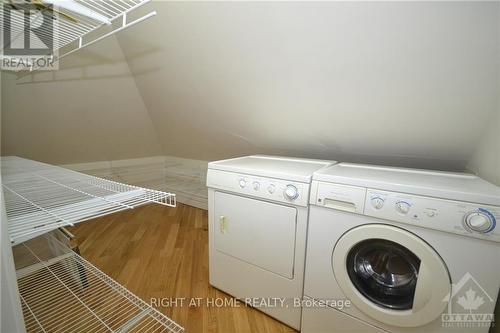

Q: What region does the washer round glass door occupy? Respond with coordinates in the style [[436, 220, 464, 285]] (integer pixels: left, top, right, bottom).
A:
[[332, 224, 451, 328], [347, 239, 420, 310]]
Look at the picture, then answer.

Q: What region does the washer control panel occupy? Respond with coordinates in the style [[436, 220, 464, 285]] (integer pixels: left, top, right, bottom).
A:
[[365, 189, 499, 243], [207, 169, 308, 206]]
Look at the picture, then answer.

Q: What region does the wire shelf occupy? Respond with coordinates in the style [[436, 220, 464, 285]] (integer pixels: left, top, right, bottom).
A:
[[14, 233, 184, 333], [0, 0, 156, 71], [67, 158, 208, 209], [2, 156, 176, 244]]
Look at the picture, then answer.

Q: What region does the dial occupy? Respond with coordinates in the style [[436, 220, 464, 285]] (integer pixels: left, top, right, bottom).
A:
[[284, 184, 299, 200], [425, 210, 436, 218], [267, 184, 275, 194], [464, 210, 496, 233], [395, 201, 411, 215], [239, 179, 246, 188], [252, 181, 260, 191], [371, 197, 385, 209]]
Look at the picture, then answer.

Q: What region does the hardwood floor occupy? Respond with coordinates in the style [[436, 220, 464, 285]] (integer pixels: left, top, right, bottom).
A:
[[69, 203, 297, 333]]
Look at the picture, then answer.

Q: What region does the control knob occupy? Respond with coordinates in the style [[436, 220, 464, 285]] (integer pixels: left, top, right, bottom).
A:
[[464, 209, 496, 233], [284, 185, 299, 200], [395, 201, 411, 215], [371, 197, 385, 209]]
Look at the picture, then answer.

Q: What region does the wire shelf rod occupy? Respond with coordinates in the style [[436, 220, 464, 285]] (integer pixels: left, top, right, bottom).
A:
[[22, 243, 115, 332], [57, 10, 156, 62], [84, 0, 121, 17], [3, 157, 175, 244], [20, 296, 47, 333], [14, 234, 184, 333], [1, 0, 155, 71]]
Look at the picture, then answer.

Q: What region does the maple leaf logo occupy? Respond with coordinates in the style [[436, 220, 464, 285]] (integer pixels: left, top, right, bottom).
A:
[[457, 288, 485, 313]]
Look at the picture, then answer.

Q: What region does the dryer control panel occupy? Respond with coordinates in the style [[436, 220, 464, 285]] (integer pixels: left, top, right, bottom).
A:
[[365, 189, 500, 243], [207, 169, 309, 207]]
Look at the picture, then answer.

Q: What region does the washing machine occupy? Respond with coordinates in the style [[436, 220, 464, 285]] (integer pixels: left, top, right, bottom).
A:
[[206, 155, 335, 329], [302, 163, 500, 333]]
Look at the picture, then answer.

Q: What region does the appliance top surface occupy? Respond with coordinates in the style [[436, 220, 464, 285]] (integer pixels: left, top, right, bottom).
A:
[[313, 163, 500, 206], [208, 155, 336, 182]]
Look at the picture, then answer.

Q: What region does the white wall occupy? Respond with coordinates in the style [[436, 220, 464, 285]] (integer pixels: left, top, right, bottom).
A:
[[465, 0, 500, 186], [1, 36, 163, 164], [2, 2, 499, 172], [467, 109, 500, 186]]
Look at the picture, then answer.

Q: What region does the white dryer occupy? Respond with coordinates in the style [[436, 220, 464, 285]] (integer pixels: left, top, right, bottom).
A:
[[302, 163, 500, 333], [206, 155, 335, 329]]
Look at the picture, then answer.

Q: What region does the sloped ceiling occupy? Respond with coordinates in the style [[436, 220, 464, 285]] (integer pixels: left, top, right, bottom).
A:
[[2, 1, 499, 170]]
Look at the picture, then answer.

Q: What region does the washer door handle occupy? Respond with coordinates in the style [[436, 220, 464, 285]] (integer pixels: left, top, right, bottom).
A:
[[412, 259, 450, 313], [412, 262, 432, 312]]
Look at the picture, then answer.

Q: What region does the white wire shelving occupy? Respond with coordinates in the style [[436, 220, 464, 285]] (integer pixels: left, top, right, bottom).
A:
[[0, 0, 156, 71], [68, 158, 209, 210], [2, 156, 176, 245], [14, 233, 184, 333]]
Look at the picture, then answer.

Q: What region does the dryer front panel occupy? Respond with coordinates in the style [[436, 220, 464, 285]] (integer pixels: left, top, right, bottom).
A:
[[213, 191, 297, 279]]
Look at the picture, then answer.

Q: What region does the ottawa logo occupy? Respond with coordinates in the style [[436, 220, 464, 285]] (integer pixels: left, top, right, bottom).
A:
[[442, 272, 495, 329]]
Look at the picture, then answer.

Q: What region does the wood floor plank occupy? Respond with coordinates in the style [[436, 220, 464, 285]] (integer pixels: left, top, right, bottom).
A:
[[69, 203, 297, 333]]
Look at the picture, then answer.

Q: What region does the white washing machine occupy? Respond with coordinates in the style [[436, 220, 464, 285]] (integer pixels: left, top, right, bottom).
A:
[[302, 163, 500, 333], [206, 155, 335, 329]]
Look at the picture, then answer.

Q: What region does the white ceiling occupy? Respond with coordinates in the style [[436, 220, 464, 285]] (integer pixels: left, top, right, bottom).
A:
[[2, 1, 499, 171]]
